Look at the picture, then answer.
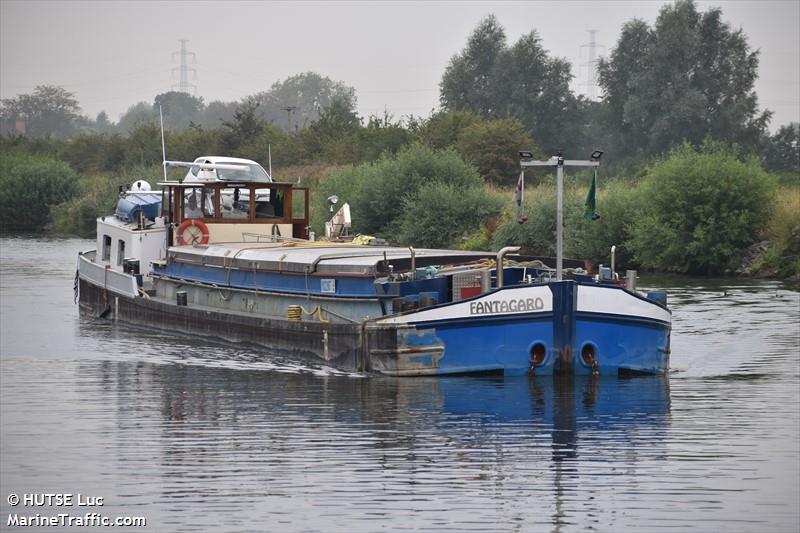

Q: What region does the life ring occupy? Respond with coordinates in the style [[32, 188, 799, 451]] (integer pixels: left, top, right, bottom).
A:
[[177, 219, 210, 245]]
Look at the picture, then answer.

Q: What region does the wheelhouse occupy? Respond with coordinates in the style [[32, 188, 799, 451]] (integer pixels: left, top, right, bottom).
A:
[[161, 180, 310, 246]]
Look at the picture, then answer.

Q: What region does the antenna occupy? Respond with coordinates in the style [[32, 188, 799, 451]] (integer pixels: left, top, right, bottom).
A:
[[159, 105, 167, 181]]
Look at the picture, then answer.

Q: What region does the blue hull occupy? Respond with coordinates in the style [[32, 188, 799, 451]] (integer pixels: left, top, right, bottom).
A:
[[421, 314, 669, 376], [573, 315, 670, 375], [375, 281, 671, 376], [424, 315, 554, 375]]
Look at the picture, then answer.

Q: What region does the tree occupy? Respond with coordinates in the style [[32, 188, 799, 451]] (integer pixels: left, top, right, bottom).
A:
[[221, 101, 266, 152], [153, 91, 204, 130], [493, 31, 583, 155], [117, 102, 157, 134], [763, 124, 800, 173], [200, 100, 238, 128], [455, 118, 535, 186], [246, 72, 357, 131], [93, 111, 113, 134], [591, 19, 652, 161], [0, 85, 82, 138], [411, 110, 481, 149], [307, 95, 360, 137], [440, 17, 582, 155], [597, 0, 770, 159], [440, 15, 507, 115], [296, 96, 362, 163]]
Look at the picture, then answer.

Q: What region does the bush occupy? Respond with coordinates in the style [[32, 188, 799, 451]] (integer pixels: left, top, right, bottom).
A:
[[355, 116, 412, 162], [315, 143, 482, 238], [567, 179, 642, 268], [123, 123, 165, 168], [757, 187, 800, 278], [51, 175, 118, 236], [0, 153, 79, 231], [166, 127, 226, 163], [275, 163, 347, 234], [56, 133, 126, 173], [491, 183, 561, 254], [51, 166, 159, 236], [489, 181, 594, 255], [361, 144, 482, 234], [52, 178, 112, 236], [629, 142, 777, 274], [489, 175, 643, 268], [395, 182, 503, 248], [311, 163, 370, 235]]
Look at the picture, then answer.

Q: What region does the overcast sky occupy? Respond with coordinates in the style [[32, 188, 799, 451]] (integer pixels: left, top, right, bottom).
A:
[[2, 0, 798, 131]]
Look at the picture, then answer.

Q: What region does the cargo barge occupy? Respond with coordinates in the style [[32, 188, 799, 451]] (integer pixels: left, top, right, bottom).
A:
[[76, 155, 671, 376]]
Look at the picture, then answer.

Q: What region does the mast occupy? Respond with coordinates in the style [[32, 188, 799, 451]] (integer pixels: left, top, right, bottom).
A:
[[520, 151, 602, 281], [159, 105, 168, 182]]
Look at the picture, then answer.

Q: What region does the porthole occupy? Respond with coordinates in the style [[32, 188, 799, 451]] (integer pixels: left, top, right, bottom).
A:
[[530, 343, 547, 367]]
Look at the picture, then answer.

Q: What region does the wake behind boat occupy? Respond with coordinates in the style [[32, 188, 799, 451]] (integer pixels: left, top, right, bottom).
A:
[[76, 154, 671, 376]]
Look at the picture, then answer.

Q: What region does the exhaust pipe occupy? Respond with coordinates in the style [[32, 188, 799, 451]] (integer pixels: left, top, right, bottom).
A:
[[611, 245, 616, 276], [496, 246, 520, 288]]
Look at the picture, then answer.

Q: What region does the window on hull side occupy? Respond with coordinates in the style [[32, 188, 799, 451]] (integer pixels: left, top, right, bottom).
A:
[[102, 235, 111, 261], [117, 239, 126, 266]]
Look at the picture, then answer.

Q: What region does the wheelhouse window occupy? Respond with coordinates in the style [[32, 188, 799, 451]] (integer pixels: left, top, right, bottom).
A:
[[117, 239, 126, 266], [217, 163, 270, 182], [102, 235, 111, 261], [220, 187, 250, 220], [202, 189, 216, 218], [183, 188, 203, 219], [257, 189, 284, 218]]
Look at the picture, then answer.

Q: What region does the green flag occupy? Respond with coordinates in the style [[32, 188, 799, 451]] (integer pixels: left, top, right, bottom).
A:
[[584, 170, 600, 221]]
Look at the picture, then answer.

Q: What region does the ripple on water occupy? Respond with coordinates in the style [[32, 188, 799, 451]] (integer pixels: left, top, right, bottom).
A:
[[1, 239, 799, 532]]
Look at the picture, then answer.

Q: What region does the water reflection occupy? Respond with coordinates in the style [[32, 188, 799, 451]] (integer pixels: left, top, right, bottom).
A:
[[3, 239, 798, 532], [79, 358, 670, 530]]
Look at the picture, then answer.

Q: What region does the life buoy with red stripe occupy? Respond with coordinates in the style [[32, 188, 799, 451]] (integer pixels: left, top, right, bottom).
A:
[[176, 219, 210, 245]]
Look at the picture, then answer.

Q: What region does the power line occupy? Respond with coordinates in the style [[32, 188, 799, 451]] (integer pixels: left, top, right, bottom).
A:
[[171, 39, 197, 94], [580, 30, 605, 101]]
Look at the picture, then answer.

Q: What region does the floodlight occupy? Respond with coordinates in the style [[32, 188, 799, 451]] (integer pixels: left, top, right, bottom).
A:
[[518, 151, 534, 159], [327, 195, 339, 213], [591, 150, 604, 161]]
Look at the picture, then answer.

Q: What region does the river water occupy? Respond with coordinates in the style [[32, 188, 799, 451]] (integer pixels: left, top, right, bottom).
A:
[[1, 236, 798, 532]]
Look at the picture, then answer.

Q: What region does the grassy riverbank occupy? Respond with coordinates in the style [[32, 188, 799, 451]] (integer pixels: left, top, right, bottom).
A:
[[1, 134, 797, 279]]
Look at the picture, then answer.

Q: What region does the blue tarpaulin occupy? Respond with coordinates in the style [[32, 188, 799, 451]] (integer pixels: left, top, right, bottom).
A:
[[115, 193, 162, 222]]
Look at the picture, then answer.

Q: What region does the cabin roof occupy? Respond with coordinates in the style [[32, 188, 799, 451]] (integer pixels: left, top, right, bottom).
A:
[[192, 156, 260, 165], [157, 181, 297, 189], [166, 242, 493, 275]]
